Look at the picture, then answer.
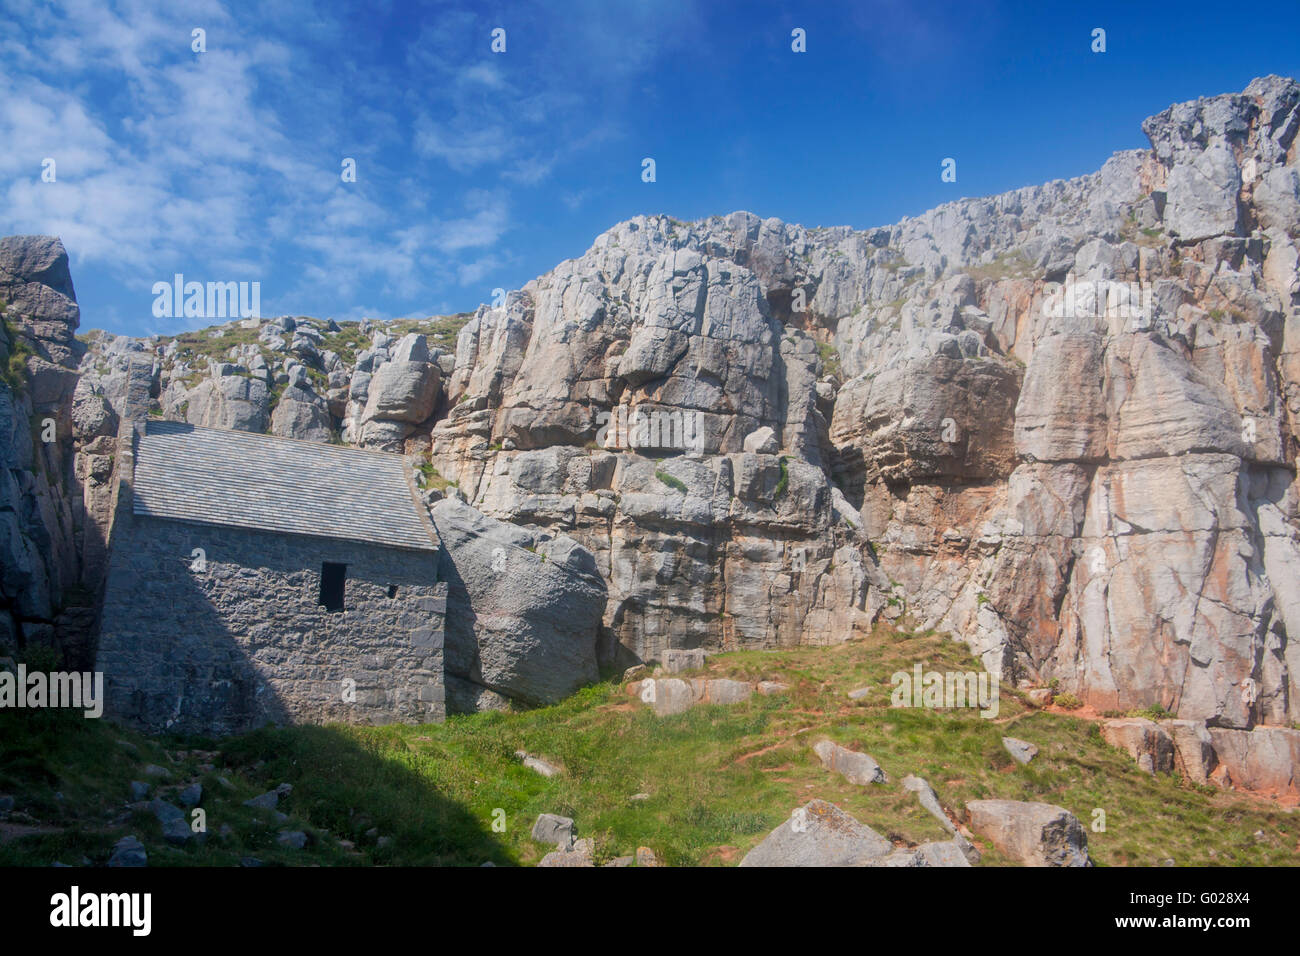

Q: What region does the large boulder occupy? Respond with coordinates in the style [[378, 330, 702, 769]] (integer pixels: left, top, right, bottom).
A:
[[739, 800, 893, 867], [966, 800, 1091, 867], [430, 497, 604, 709], [812, 740, 887, 785], [362, 360, 441, 424], [184, 375, 270, 432], [1101, 718, 1176, 774], [269, 385, 333, 443]]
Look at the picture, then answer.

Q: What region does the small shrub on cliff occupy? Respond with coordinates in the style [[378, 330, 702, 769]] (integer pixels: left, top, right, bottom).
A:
[[817, 341, 841, 378], [774, 457, 789, 499], [656, 469, 688, 494], [1, 310, 35, 393], [1054, 692, 1082, 710], [1129, 703, 1173, 721]]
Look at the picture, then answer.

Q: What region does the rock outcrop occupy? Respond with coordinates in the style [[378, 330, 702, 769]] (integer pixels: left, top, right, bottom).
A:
[[1101, 718, 1176, 775], [740, 799, 969, 867], [0, 236, 100, 664], [408, 76, 1300, 743], [966, 800, 1092, 867], [23, 76, 1300, 792], [430, 497, 603, 710]]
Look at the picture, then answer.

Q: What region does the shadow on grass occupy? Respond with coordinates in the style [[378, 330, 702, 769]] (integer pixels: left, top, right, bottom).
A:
[[219, 723, 515, 866], [0, 706, 514, 867]]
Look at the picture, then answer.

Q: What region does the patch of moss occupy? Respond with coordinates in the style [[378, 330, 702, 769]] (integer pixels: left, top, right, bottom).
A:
[[656, 469, 688, 494]]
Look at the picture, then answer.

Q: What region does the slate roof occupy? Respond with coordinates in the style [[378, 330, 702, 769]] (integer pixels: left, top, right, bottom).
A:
[[132, 419, 438, 552]]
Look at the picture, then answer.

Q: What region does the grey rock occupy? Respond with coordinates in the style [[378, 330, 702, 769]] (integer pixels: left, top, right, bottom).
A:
[[740, 800, 893, 867], [183, 374, 270, 432], [277, 830, 308, 849], [243, 791, 279, 811], [912, 840, 973, 867], [148, 799, 184, 824], [1002, 737, 1039, 765], [270, 385, 333, 443], [530, 813, 575, 849], [391, 333, 429, 363], [633, 677, 753, 716], [516, 751, 562, 778], [812, 739, 887, 785], [901, 775, 957, 836], [1159, 719, 1217, 785], [1207, 726, 1300, 796], [966, 800, 1091, 867], [431, 498, 603, 709], [107, 835, 148, 868], [743, 426, 779, 454], [362, 360, 441, 425], [1101, 718, 1175, 775], [161, 818, 193, 845], [538, 837, 595, 867], [1163, 143, 1241, 240], [634, 846, 662, 867], [660, 647, 706, 673]]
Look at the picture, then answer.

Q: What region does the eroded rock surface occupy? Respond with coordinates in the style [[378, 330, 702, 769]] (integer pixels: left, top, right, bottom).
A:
[[967, 799, 1092, 867], [26, 77, 1300, 788]]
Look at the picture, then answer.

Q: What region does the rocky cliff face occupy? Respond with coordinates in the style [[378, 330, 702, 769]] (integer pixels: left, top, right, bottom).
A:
[[59, 76, 1300, 730], [0, 236, 106, 665]]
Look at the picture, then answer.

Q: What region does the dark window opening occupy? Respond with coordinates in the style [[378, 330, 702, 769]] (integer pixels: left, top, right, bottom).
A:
[[387, 584, 398, 599], [320, 562, 346, 612]]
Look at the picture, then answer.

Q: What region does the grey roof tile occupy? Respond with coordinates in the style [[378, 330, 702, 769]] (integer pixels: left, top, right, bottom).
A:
[[133, 419, 437, 552]]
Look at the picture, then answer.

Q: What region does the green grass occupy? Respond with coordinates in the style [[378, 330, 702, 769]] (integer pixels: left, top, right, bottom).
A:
[[384, 313, 473, 352], [415, 459, 455, 491], [1, 628, 1297, 867], [319, 322, 370, 365], [161, 325, 266, 368], [774, 456, 789, 498]]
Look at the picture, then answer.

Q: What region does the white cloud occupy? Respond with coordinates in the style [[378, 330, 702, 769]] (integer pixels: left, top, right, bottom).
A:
[[0, 0, 702, 330]]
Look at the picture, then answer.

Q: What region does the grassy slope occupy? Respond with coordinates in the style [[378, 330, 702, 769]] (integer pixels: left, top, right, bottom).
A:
[[2, 627, 1297, 867]]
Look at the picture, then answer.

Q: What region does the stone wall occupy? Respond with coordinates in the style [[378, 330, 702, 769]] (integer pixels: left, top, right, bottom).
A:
[[96, 496, 446, 735]]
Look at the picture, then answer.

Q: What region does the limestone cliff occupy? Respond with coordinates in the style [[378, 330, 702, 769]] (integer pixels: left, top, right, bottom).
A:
[[0, 236, 104, 666], [45, 75, 1300, 733]]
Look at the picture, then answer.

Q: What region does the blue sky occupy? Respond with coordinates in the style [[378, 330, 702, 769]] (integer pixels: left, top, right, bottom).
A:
[[4, 0, 1299, 337]]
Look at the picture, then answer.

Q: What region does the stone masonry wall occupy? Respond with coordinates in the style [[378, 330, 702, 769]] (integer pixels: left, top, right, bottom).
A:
[[96, 508, 445, 735]]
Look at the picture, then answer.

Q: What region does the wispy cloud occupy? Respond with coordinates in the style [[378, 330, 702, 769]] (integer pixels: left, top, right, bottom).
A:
[[0, 0, 701, 332]]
